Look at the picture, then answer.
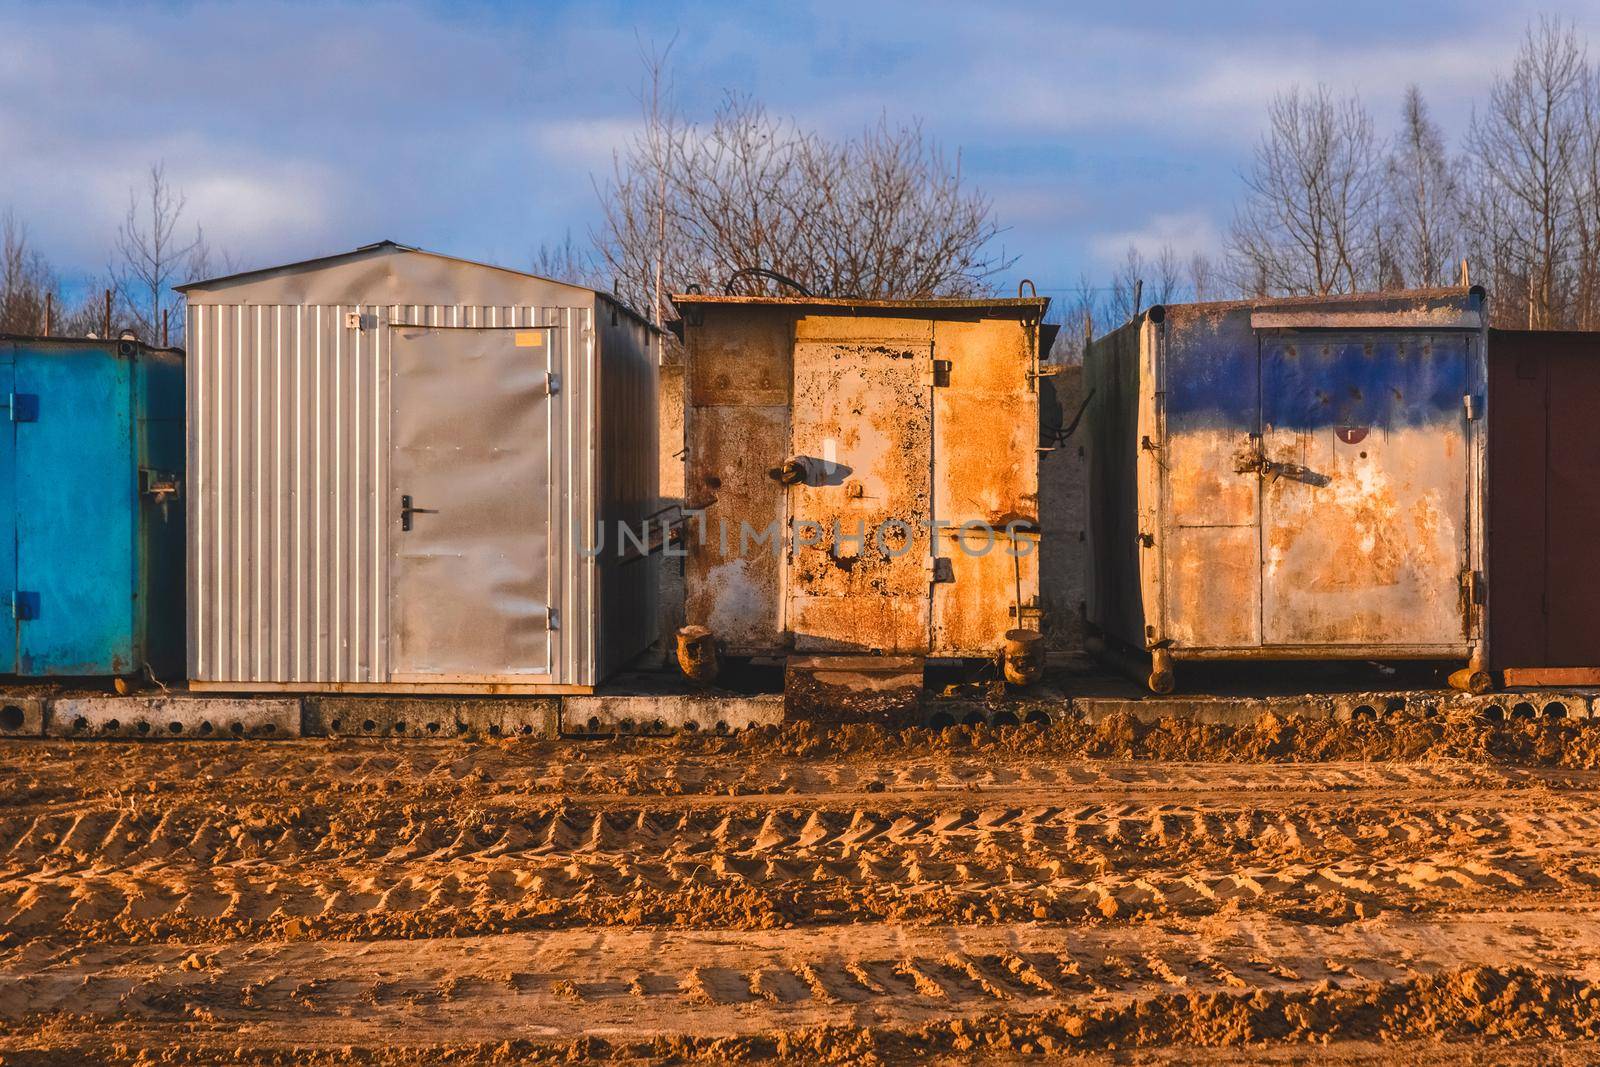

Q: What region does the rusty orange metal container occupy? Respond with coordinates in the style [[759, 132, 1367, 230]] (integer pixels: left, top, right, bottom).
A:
[[1084, 288, 1488, 687], [672, 294, 1050, 660]]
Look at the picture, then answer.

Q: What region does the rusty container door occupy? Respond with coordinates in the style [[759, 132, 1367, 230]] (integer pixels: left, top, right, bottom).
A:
[[1258, 332, 1469, 648], [389, 326, 553, 678], [786, 318, 933, 652], [930, 318, 1040, 654], [1157, 311, 1263, 649], [1488, 330, 1600, 669]]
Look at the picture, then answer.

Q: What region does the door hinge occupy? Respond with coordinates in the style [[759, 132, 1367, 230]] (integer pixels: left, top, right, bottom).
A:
[[12, 591, 38, 620], [8, 393, 38, 422], [1464, 393, 1480, 420], [931, 557, 955, 583], [545, 372, 561, 396], [931, 359, 952, 388], [546, 606, 560, 630], [1462, 569, 1485, 605]]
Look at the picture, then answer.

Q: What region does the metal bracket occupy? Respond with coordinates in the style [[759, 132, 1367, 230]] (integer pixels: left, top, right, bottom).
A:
[[931, 557, 955, 583], [8, 393, 38, 422], [139, 468, 180, 500]]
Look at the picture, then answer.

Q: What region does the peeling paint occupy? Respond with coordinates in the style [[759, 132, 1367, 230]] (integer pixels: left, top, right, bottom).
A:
[[1087, 290, 1485, 663]]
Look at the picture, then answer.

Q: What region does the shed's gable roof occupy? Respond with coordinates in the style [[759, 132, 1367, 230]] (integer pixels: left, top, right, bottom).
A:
[[176, 241, 672, 334], [178, 240, 584, 296]]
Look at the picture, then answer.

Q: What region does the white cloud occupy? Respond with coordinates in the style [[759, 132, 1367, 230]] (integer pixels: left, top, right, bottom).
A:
[[1090, 211, 1225, 266], [531, 118, 640, 169]]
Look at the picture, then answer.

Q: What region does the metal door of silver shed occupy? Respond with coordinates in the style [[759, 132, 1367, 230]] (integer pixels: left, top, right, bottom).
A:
[[389, 325, 555, 680]]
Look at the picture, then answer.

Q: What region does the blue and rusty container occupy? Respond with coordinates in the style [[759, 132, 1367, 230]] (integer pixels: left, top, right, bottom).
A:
[[1083, 287, 1488, 693], [0, 336, 184, 679]]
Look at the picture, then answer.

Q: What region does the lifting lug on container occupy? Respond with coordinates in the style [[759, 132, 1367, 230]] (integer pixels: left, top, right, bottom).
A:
[[1002, 629, 1044, 687], [1148, 647, 1175, 694], [1448, 648, 1491, 694], [676, 625, 720, 684]]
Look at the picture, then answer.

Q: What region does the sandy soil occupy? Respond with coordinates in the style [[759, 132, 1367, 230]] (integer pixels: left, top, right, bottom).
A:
[[4, 712, 1600, 1063]]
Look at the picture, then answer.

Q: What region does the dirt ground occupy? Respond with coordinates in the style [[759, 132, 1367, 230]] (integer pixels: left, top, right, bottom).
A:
[[5, 711, 1600, 1063]]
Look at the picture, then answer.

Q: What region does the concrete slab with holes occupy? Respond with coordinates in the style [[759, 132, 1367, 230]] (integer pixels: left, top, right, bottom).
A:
[[0, 696, 46, 737], [301, 696, 559, 740], [562, 694, 783, 736], [46, 696, 301, 739]]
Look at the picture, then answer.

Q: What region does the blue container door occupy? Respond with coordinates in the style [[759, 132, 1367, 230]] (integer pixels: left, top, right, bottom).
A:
[[13, 344, 136, 675], [0, 347, 16, 672], [1258, 332, 1471, 648]]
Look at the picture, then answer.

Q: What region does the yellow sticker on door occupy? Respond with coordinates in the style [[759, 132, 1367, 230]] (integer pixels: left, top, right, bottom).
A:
[[515, 331, 544, 348]]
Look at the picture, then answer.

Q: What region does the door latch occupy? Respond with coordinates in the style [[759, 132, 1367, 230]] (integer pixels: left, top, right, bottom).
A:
[[399, 494, 437, 532], [8, 393, 37, 422]]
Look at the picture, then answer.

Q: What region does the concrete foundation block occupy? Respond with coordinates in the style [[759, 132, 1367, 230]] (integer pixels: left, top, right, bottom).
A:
[[303, 696, 559, 739], [48, 696, 302, 739], [0, 695, 46, 737], [563, 694, 783, 736]]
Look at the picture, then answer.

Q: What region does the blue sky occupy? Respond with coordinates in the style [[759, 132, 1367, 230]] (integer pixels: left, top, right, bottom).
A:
[[4, 0, 1599, 303]]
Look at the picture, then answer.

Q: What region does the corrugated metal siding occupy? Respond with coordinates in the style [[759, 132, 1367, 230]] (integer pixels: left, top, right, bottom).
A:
[[187, 302, 596, 686], [595, 299, 660, 679]]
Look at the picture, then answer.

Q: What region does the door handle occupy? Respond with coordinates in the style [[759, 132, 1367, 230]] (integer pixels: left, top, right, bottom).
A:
[[400, 494, 438, 531]]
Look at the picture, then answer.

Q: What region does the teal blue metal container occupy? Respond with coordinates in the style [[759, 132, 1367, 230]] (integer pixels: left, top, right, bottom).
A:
[[0, 337, 184, 679]]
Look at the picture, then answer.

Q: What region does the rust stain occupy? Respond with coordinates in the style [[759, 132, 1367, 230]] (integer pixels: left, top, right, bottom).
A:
[[684, 305, 1043, 660]]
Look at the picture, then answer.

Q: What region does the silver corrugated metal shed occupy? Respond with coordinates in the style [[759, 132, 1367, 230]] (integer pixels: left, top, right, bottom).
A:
[[180, 241, 659, 693]]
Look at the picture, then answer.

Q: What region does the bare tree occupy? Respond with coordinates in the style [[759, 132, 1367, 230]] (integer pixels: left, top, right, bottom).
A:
[[0, 210, 55, 335], [598, 58, 1011, 316], [531, 230, 601, 288], [1386, 86, 1461, 288], [1571, 63, 1600, 327], [112, 163, 206, 343], [1466, 17, 1586, 328], [1047, 274, 1102, 365], [1105, 244, 1182, 323], [1229, 85, 1385, 296], [1187, 252, 1220, 301]]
